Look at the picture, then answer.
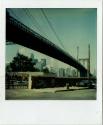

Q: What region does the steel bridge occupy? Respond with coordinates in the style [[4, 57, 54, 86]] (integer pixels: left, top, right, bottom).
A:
[[6, 12, 90, 77]]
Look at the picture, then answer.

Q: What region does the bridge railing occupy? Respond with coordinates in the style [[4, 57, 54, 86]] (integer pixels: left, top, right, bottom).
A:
[[8, 16, 59, 47]]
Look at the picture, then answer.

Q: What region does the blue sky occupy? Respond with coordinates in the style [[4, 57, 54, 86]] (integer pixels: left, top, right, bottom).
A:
[[6, 8, 97, 73]]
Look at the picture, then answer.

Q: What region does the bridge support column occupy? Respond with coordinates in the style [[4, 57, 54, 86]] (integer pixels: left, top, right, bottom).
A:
[[28, 74, 32, 89]]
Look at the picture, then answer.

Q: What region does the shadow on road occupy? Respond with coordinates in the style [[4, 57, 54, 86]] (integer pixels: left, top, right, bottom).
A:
[[55, 87, 91, 93]]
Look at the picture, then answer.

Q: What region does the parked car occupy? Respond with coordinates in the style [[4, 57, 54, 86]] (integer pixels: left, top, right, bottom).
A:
[[88, 82, 96, 89], [79, 80, 88, 87]]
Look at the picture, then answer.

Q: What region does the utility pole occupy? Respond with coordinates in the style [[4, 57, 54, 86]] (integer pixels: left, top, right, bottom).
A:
[[77, 46, 79, 77]]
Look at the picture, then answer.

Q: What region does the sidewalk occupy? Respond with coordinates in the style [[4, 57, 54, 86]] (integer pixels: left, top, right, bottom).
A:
[[32, 86, 88, 93]]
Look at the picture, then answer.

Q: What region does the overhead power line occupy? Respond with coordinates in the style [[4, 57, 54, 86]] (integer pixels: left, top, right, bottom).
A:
[[40, 8, 65, 49]]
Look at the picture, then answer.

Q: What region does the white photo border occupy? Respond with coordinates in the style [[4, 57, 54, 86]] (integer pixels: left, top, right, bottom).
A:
[[0, 0, 102, 125]]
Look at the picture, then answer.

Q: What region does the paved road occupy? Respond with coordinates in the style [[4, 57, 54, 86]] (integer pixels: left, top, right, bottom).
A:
[[6, 87, 96, 100]]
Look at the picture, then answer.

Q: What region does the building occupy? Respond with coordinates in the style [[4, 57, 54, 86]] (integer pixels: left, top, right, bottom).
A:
[[65, 68, 71, 77], [71, 69, 77, 77], [50, 67, 57, 76], [41, 59, 46, 67], [59, 68, 65, 77], [35, 58, 46, 71], [30, 53, 38, 64]]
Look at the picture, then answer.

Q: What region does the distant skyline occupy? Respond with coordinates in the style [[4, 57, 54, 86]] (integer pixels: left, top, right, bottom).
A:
[[6, 8, 97, 74]]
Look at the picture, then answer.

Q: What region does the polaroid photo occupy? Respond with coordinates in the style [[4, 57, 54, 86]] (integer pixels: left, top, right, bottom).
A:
[[0, 0, 102, 125]]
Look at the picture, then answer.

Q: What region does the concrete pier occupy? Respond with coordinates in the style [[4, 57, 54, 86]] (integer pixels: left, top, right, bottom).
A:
[[28, 74, 32, 89]]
